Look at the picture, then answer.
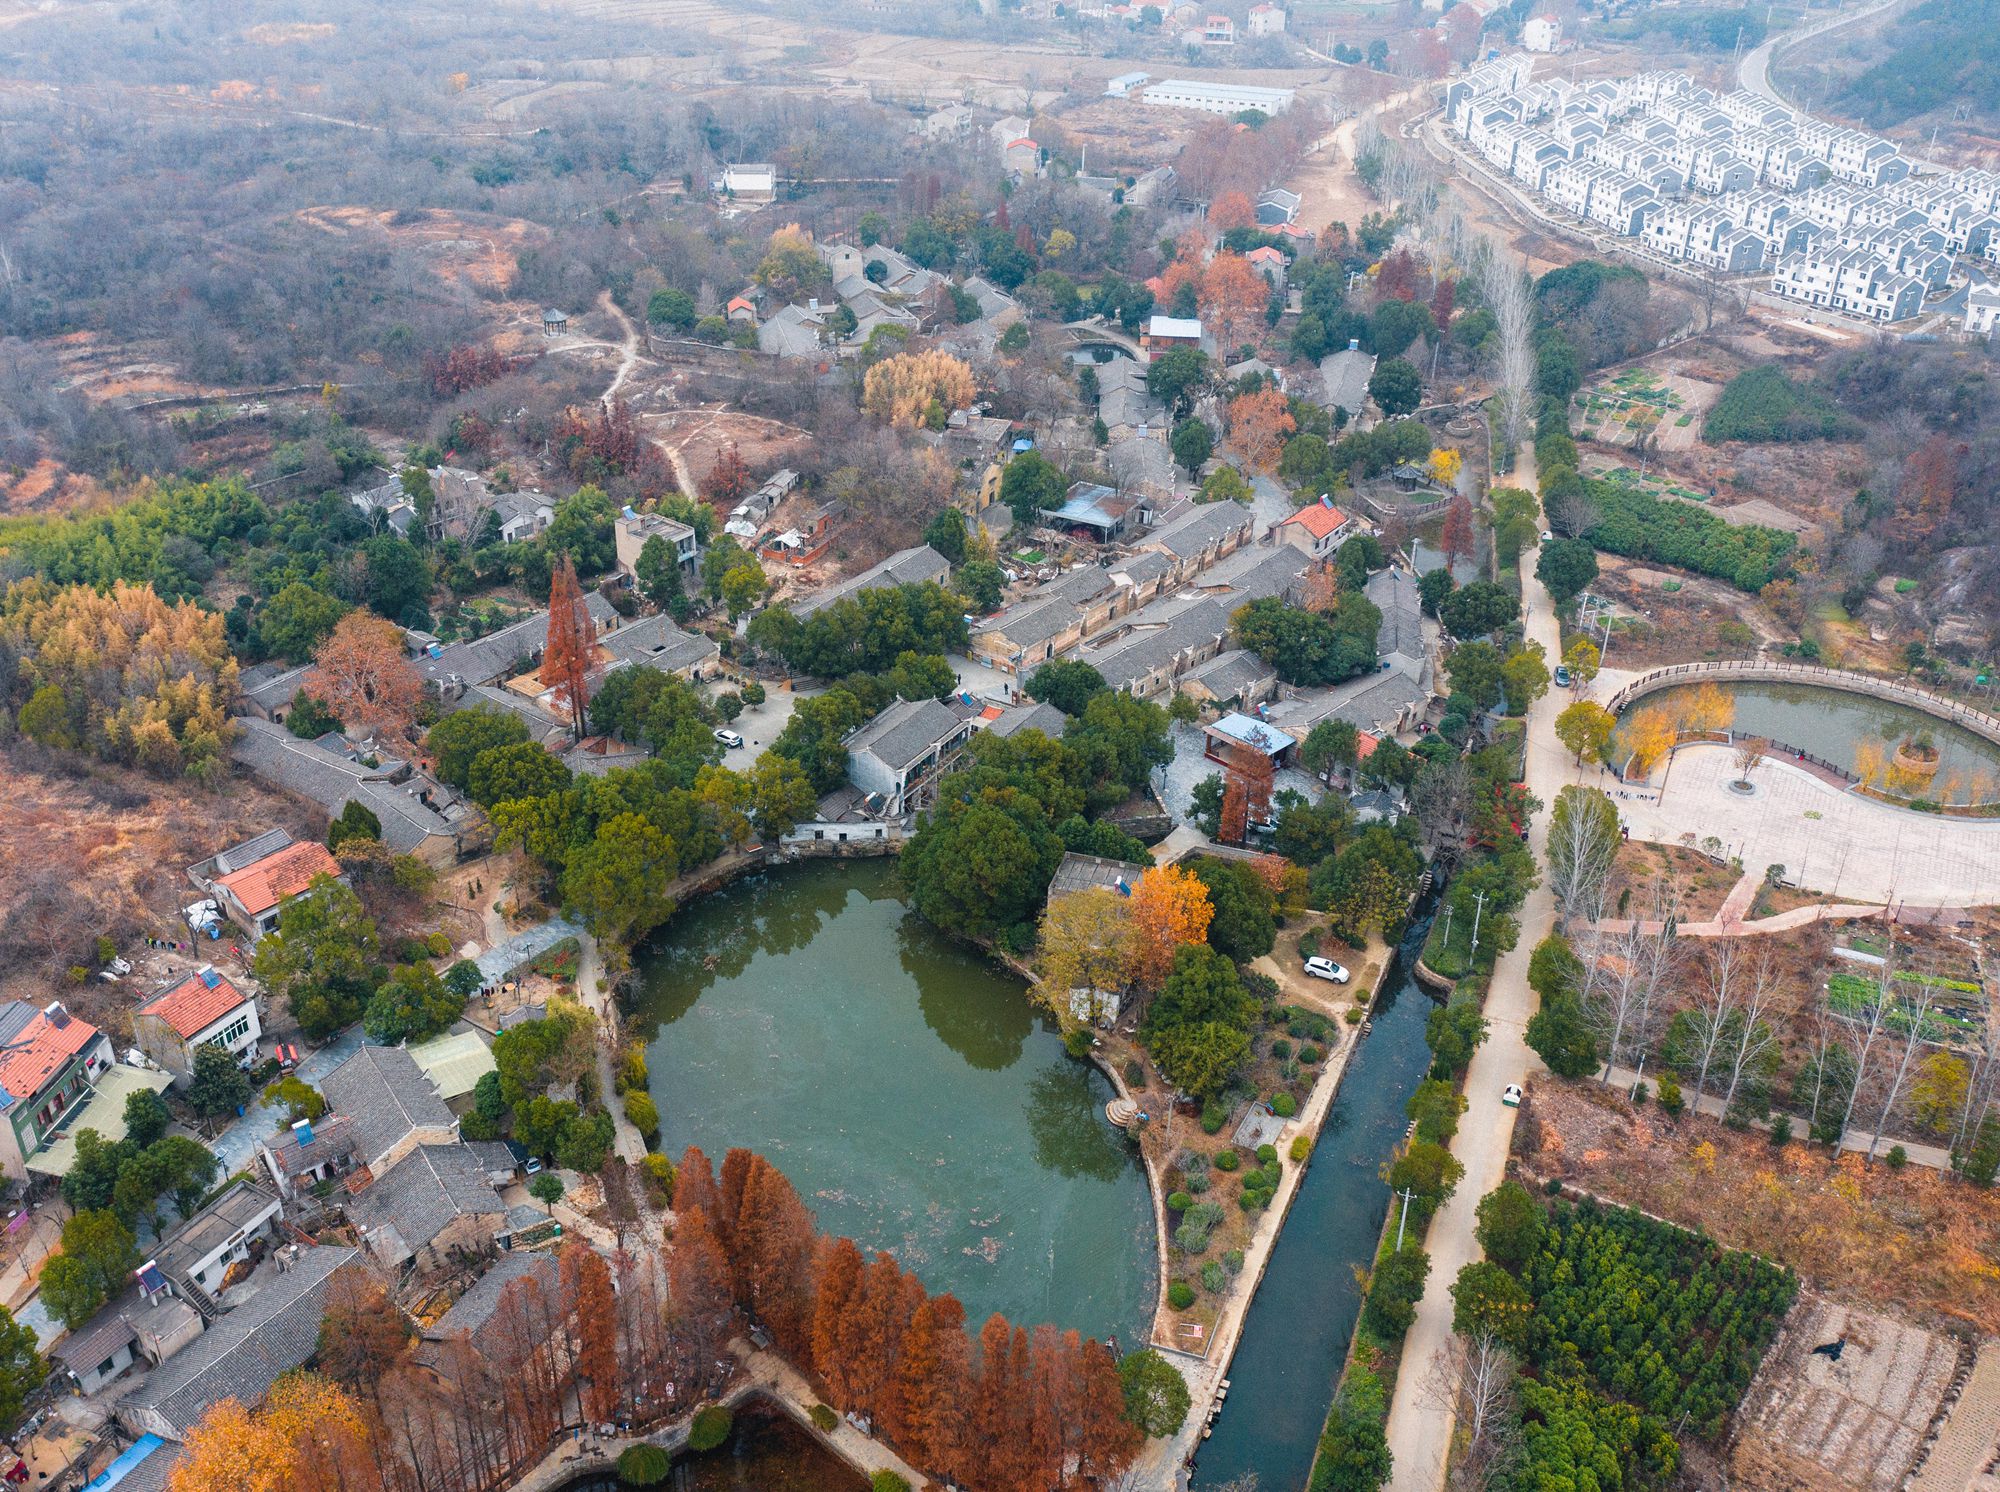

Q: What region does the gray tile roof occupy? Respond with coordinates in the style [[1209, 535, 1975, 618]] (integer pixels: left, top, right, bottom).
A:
[[790, 544, 951, 618], [1109, 551, 1172, 589], [1366, 565, 1426, 675], [419, 1250, 558, 1347], [1096, 359, 1166, 433], [1145, 502, 1252, 562], [1268, 669, 1429, 735], [1048, 852, 1147, 898], [348, 1144, 504, 1267], [262, 1112, 357, 1180], [211, 828, 297, 876], [231, 720, 461, 857], [986, 701, 1070, 740], [237, 663, 309, 713], [1199, 544, 1310, 606], [1320, 348, 1376, 415], [320, 1044, 454, 1169], [757, 304, 828, 359], [599, 613, 720, 676], [846, 697, 968, 774], [1108, 436, 1178, 493], [448, 687, 570, 746], [1185, 648, 1276, 701], [122, 1246, 361, 1438], [1083, 598, 1231, 691], [974, 597, 1079, 651], [418, 596, 621, 688], [51, 1300, 139, 1372]]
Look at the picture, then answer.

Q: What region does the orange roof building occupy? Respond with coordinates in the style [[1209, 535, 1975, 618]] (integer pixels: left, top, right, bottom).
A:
[[1274, 500, 1361, 557], [133, 968, 263, 1085], [211, 839, 345, 939], [0, 1001, 114, 1180]]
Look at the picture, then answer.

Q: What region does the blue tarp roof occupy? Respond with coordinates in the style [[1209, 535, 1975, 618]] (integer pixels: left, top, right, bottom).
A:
[[85, 1435, 168, 1491]]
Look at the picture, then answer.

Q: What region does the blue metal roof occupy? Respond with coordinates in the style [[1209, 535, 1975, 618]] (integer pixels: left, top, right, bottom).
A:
[[85, 1435, 168, 1491]]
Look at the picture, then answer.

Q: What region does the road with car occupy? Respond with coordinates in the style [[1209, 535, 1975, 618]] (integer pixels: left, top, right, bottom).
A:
[[1381, 444, 1565, 1492]]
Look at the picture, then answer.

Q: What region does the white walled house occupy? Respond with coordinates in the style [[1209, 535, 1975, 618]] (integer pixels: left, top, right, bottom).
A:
[[132, 969, 262, 1086]]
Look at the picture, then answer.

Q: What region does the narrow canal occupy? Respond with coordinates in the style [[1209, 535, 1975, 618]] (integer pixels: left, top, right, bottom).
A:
[[1190, 911, 1438, 1492]]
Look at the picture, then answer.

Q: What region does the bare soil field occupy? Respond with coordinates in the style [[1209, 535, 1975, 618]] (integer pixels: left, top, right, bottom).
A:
[[1603, 839, 1741, 922], [295, 205, 545, 295], [1731, 1294, 1968, 1492], [1513, 1080, 2000, 1330], [641, 406, 811, 504], [1592, 554, 1787, 662], [0, 751, 319, 1016]]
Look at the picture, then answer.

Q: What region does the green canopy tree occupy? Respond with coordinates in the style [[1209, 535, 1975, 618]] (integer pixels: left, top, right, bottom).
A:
[[253, 876, 380, 1041], [364, 963, 467, 1044], [427, 707, 531, 791], [187, 1042, 252, 1118], [0, 1306, 44, 1431], [467, 741, 573, 807], [561, 812, 678, 944], [1026, 658, 1108, 716], [1117, 1348, 1191, 1436], [1001, 450, 1068, 526]]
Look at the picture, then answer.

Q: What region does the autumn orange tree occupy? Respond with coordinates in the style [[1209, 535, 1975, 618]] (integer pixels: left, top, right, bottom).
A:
[[861, 350, 976, 429], [1440, 496, 1475, 568], [561, 1239, 620, 1426], [1125, 864, 1216, 989], [168, 1373, 373, 1492], [1199, 251, 1270, 354], [1209, 190, 1255, 232], [671, 1146, 1147, 1492], [306, 610, 425, 747], [544, 555, 595, 739], [1227, 387, 1296, 471]]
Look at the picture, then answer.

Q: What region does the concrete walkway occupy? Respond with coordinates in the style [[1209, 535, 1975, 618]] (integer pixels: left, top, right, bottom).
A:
[[1621, 745, 2000, 906], [1592, 900, 1963, 939], [1596, 1065, 1956, 1170], [502, 1340, 924, 1492], [1382, 442, 1563, 1492]]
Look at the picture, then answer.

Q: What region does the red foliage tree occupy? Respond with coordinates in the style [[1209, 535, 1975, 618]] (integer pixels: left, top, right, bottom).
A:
[[665, 1204, 735, 1369], [809, 1236, 865, 1399], [1210, 189, 1256, 232], [674, 1144, 722, 1224], [543, 554, 594, 739], [423, 343, 511, 398], [1375, 247, 1425, 302], [1440, 495, 1475, 568], [1430, 276, 1456, 335], [562, 1241, 620, 1426], [889, 1293, 970, 1475], [707, 442, 753, 504], [732, 1155, 819, 1359]]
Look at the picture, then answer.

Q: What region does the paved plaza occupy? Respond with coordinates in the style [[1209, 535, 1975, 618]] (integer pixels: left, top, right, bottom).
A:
[[1622, 744, 2000, 906]]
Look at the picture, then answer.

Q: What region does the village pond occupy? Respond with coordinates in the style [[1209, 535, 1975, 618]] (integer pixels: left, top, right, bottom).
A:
[[627, 858, 1155, 1346], [551, 1400, 865, 1491], [1622, 681, 2000, 801]]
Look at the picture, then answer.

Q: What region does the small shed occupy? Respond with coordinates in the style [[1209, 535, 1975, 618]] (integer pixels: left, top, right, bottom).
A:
[[541, 308, 568, 336]]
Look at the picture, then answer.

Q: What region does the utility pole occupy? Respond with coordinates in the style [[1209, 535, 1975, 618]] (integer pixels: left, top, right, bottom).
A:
[[1393, 1187, 1417, 1250], [1470, 889, 1488, 957], [1438, 902, 1455, 957]]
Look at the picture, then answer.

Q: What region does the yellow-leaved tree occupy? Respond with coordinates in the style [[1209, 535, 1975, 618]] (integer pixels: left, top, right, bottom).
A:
[[167, 1372, 371, 1492], [861, 350, 976, 430], [1037, 887, 1135, 1028], [1125, 865, 1215, 991], [1, 577, 236, 778]]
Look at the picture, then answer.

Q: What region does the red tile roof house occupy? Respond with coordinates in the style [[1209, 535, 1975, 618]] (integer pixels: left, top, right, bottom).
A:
[[1273, 498, 1362, 559], [191, 830, 347, 943], [0, 1001, 115, 1180], [132, 968, 263, 1088]]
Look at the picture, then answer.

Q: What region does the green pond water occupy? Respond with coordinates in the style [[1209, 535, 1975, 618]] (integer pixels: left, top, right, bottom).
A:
[[626, 858, 1155, 1345], [1621, 681, 2000, 795]]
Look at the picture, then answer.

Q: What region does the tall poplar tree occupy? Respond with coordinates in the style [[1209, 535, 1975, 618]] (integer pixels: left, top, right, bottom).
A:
[[544, 554, 595, 739]]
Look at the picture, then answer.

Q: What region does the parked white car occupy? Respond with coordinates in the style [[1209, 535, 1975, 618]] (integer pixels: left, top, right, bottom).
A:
[[713, 728, 744, 749], [1502, 1083, 1524, 1108], [1303, 956, 1351, 985]]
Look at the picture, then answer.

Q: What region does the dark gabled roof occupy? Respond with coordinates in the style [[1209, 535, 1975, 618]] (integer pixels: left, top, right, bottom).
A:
[[986, 701, 1069, 741], [846, 698, 968, 774], [1145, 502, 1251, 561], [320, 1045, 454, 1167], [600, 613, 720, 676], [790, 545, 950, 618], [419, 1250, 559, 1346], [348, 1144, 504, 1266], [230, 720, 460, 856], [122, 1247, 361, 1437]]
